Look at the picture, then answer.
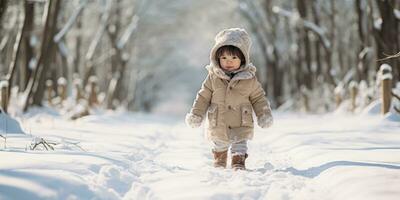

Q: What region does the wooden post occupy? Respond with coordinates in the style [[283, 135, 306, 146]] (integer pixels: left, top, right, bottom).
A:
[[334, 83, 344, 108], [0, 81, 9, 113], [378, 64, 392, 114], [358, 80, 370, 108], [300, 85, 310, 112], [349, 81, 358, 112], [88, 76, 98, 107], [57, 77, 67, 102], [74, 78, 83, 104], [45, 80, 53, 105]]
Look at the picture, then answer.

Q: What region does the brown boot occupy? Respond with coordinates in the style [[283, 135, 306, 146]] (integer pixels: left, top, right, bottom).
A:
[[212, 150, 228, 168], [231, 153, 248, 170]]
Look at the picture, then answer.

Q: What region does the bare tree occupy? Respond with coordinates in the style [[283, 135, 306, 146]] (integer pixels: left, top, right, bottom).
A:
[[21, 0, 35, 90], [262, 0, 284, 105], [74, 14, 82, 74], [5, 1, 24, 110], [373, 0, 399, 84], [296, 0, 313, 89], [23, 0, 62, 110], [355, 0, 373, 82], [311, 0, 322, 77], [83, 1, 111, 87]]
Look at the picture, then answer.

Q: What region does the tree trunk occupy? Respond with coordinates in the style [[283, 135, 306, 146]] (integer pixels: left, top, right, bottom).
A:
[[23, 0, 34, 90], [31, 0, 61, 106], [296, 0, 313, 89], [311, 0, 322, 77], [6, 0, 27, 104], [74, 15, 82, 74], [375, 0, 399, 84], [0, 0, 7, 24], [355, 0, 372, 82], [263, 0, 283, 105]]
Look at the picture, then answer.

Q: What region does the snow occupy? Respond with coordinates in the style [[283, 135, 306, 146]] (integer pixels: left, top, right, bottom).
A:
[[394, 9, 400, 20], [0, 111, 25, 134], [0, 81, 9, 89], [0, 108, 399, 200], [57, 77, 67, 85], [374, 18, 382, 31], [378, 64, 393, 80]]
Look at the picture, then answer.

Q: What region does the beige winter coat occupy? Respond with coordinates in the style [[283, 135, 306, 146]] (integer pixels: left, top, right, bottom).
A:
[[188, 28, 273, 143]]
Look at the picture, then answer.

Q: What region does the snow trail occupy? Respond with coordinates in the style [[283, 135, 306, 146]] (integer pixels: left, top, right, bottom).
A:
[[1, 111, 399, 199]]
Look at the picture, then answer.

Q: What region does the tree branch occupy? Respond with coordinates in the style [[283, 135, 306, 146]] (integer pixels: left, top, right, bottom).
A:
[[54, 0, 88, 43]]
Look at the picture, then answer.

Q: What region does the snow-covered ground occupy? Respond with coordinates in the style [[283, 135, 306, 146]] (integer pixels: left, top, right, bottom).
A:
[[0, 109, 399, 200]]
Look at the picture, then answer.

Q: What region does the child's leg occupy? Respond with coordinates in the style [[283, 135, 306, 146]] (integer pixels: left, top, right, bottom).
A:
[[230, 140, 248, 170], [211, 140, 230, 152], [230, 140, 248, 155], [211, 140, 229, 168]]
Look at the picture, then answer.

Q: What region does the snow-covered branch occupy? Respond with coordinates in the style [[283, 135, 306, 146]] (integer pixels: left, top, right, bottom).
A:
[[377, 51, 400, 61], [0, 34, 8, 52], [117, 15, 139, 50], [272, 6, 331, 49], [85, 1, 111, 60], [237, 0, 270, 59], [394, 9, 400, 21], [57, 40, 70, 57], [238, 1, 269, 41], [54, 0, 88, 43]]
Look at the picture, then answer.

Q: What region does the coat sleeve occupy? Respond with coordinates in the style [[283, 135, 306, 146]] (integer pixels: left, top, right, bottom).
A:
[[190, 75, 213, 118], [249, 78, 272, 120]]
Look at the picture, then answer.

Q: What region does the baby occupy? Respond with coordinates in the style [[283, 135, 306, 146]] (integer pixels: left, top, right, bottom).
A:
[[185, 28, 273, 170]]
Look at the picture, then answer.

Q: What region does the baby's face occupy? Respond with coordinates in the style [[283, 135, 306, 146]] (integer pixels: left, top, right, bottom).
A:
[[219, 52, 241, 72]]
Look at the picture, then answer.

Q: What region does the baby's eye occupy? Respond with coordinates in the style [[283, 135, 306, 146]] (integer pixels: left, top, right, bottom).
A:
[[220, 56, 227, 59], [232, 56, 238, 59]]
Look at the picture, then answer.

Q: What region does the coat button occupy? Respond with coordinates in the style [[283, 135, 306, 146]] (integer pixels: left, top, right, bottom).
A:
[[228, 126, 231, 129], [229, 86, 233, 90], [228, 105, 232, 110]]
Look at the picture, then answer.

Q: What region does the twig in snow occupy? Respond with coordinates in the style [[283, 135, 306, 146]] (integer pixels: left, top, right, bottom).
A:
[[30, 137, 57, 151], [64, 140, 86, 152], [0, 134, 5, 149]]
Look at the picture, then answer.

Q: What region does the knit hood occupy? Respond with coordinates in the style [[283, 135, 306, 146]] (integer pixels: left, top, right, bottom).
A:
[[206, 28, 256, 80]]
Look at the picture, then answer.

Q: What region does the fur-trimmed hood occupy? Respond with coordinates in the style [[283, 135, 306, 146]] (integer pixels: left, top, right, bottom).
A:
[[207, 28, 256, 81], [205, 64, 256, 81]]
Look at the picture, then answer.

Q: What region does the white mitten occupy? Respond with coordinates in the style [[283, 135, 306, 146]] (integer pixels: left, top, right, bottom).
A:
[[185, 113, 203, 128], [258, 114, 273, 128]]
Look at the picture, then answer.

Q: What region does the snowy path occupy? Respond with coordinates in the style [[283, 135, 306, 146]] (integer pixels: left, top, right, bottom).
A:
[[1, 111, 400, 200]]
